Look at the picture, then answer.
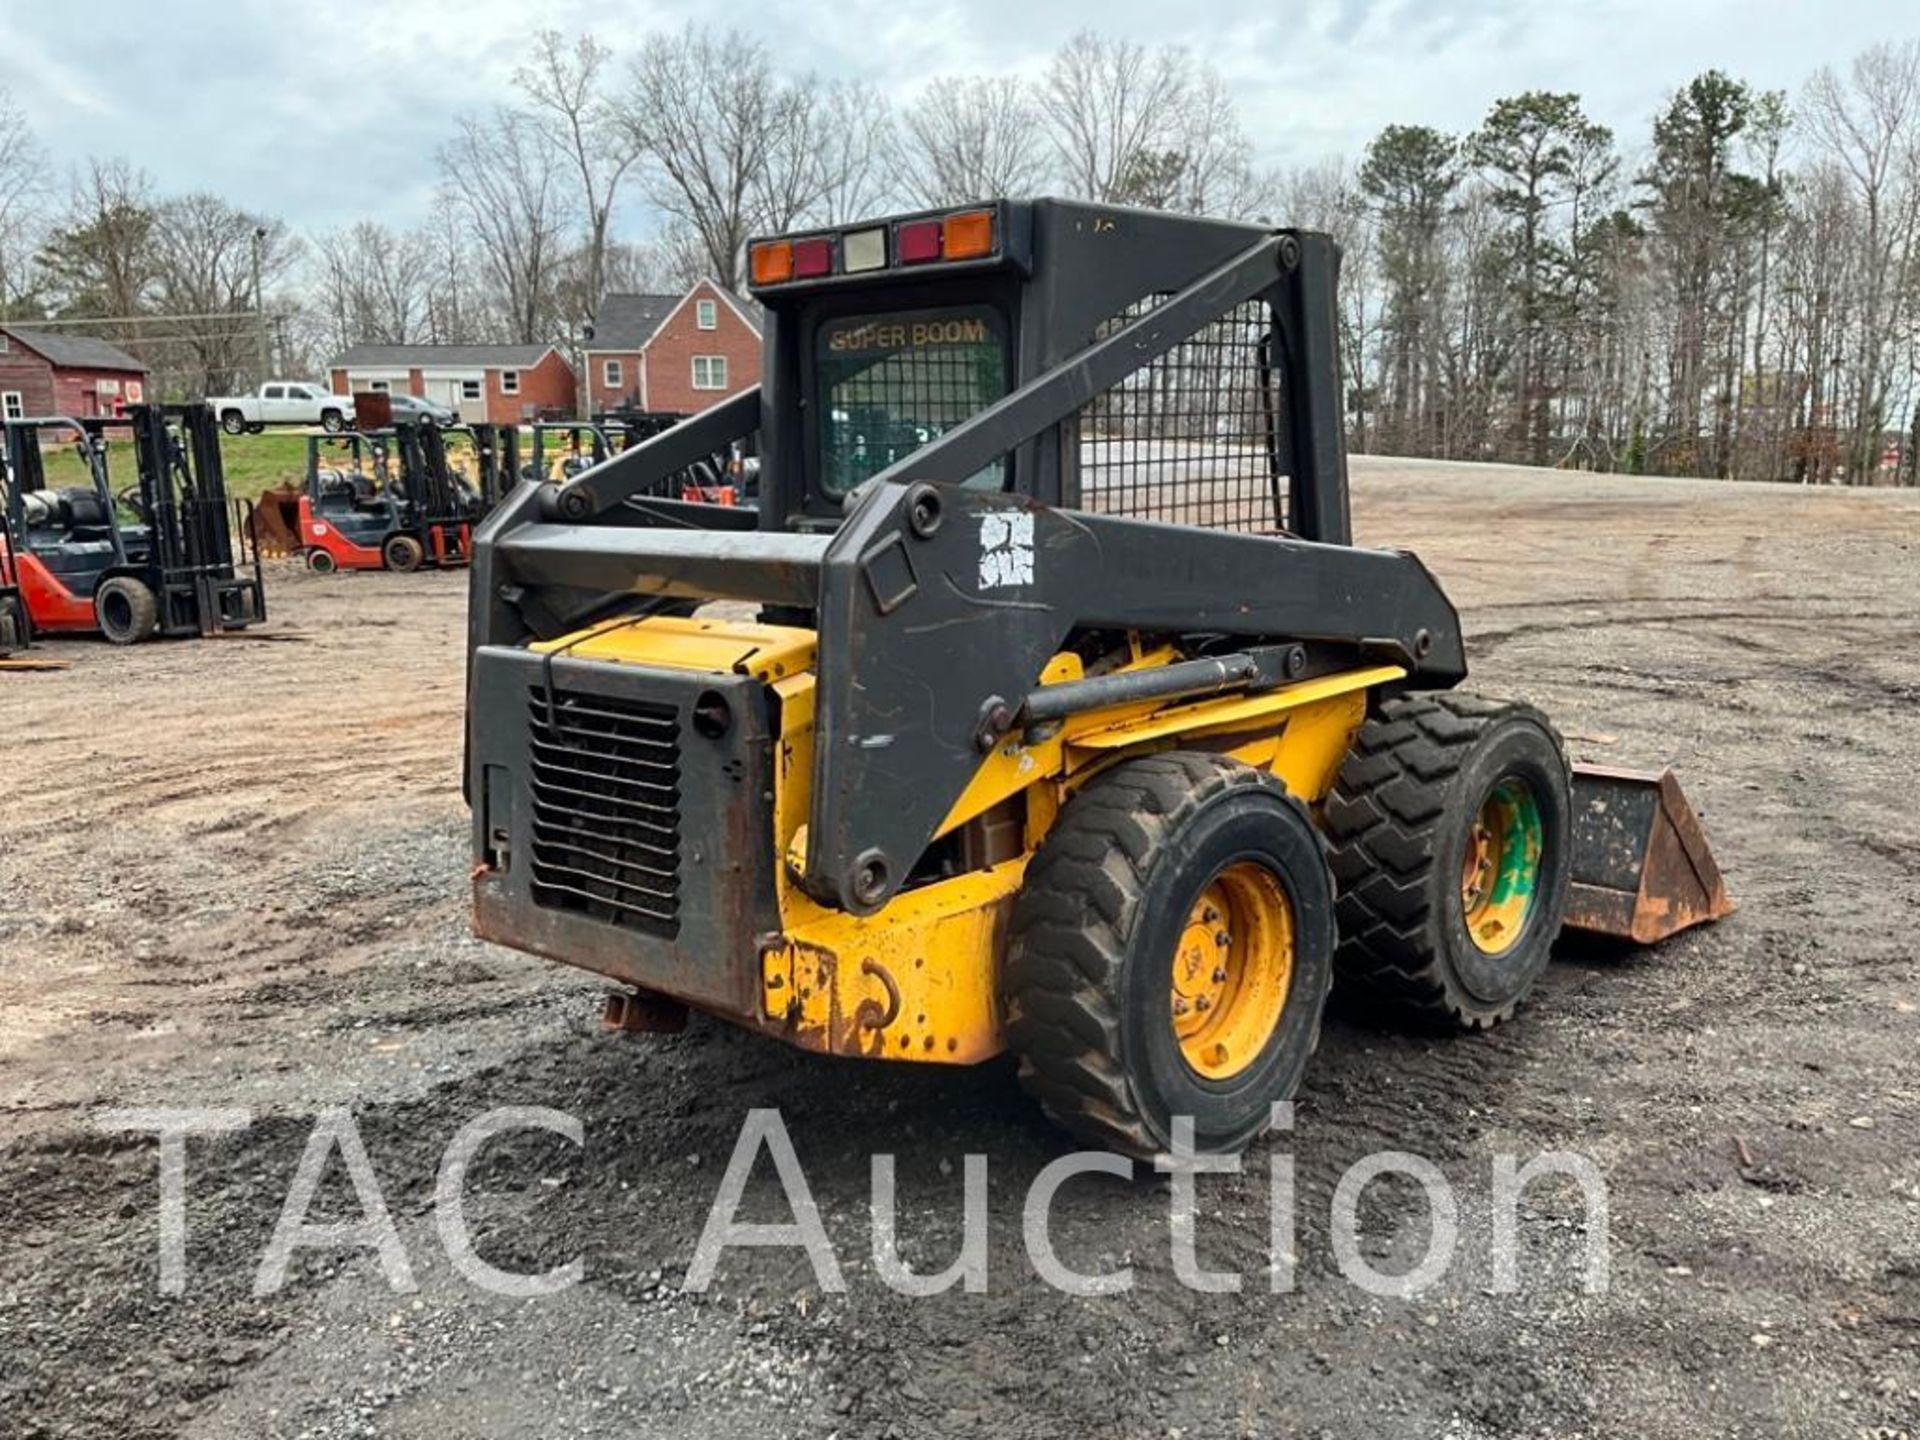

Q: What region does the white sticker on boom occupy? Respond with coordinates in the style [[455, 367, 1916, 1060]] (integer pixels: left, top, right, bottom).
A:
[[978, 511, 1035, 589]]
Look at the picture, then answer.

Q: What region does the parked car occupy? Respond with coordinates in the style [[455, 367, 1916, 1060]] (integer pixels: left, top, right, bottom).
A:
[[206, 382, 355, 435], [383, 393, 458, 426]]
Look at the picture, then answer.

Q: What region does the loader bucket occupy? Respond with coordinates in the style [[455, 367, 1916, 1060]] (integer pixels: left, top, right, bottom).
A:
[[248, 483, 304, 558], [1565, 764, 1734, 944]]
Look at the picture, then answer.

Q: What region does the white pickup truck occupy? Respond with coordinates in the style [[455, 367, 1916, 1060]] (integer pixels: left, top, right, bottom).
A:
[[207, 381, 355, 435]]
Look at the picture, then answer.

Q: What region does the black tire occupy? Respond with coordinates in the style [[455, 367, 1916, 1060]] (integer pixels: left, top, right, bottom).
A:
[[305, 548, 338, 574], [95, 575, 159, 645], [1004, 752, 1335, 1157], [382, 533, 424, 572], [220, 410, 246, 436], [0, 595, 27, 655], [320, 409, 345, 434], [1324, 693, 1572, 1031]]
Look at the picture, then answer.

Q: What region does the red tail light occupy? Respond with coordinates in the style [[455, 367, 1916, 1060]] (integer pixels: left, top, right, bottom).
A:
[[793, 236, 834, 279], [897, 220, 943, 265]]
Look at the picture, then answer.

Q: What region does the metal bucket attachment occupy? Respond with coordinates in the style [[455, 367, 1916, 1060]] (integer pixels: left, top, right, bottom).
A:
[[1565, 765, 1734, 944]]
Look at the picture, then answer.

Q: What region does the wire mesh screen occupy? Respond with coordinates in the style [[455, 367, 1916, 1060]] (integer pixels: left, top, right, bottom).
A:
[[1069, 297, 1287, 533], [816, 308, 1007, 496]]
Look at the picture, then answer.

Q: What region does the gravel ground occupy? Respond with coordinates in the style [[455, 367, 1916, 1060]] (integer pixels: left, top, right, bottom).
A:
[[1, 456, 1917, 1440]]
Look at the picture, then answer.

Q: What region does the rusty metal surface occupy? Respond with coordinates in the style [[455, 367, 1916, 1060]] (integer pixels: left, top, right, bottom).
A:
[[1566, 764, 1735, 943], [468, 649, 783, 1021], [602, 989, 689, 1033]]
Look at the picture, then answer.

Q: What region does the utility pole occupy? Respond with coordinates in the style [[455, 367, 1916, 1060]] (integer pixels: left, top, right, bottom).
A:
[[251, 226, 271, 383]]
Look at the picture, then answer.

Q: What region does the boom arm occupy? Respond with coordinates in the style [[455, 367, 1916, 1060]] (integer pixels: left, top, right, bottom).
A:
[[803, 480, 1461, 912]]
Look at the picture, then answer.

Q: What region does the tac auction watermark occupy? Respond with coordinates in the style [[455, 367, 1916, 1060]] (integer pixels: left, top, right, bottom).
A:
[[93, 1103, 1610, 1301]]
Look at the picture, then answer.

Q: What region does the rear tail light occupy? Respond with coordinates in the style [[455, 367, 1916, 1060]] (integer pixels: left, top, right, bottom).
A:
[[749, 205, 1001, 287], [896, 219, 943, 265], [943, 210, 995, 260], [792, 236, 834, 278], [750, 240, 794, 286]]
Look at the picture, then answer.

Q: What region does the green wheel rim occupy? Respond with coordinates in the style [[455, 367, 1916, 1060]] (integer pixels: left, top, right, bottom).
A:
[[1461, 778, 1544, 955]]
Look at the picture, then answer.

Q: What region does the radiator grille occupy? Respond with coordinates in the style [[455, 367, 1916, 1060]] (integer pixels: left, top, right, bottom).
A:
[[526, 685, 682, 936]]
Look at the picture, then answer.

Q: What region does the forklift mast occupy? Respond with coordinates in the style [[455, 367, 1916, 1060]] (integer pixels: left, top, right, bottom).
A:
[[399, 421, 482, 527]]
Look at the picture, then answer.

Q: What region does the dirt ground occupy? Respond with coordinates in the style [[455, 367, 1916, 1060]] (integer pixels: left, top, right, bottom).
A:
[[2, 457, 1917, 1440]]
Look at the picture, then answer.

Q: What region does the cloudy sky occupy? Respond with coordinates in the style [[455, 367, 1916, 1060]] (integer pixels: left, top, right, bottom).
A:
[[2, 0, 1909, 237]]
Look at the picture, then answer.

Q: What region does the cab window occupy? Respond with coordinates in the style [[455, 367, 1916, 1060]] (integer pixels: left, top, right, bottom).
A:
[[814, 305, 1007, 497]]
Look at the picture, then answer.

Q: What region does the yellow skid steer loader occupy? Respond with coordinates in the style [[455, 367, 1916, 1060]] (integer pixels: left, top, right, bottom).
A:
[[464, 199, 1730, 1155]]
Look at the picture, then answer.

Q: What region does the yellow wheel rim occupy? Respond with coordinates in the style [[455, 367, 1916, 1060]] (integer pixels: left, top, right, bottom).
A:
[[1461, 777, 1545, 956], [1171, 862, 1295, 1081]]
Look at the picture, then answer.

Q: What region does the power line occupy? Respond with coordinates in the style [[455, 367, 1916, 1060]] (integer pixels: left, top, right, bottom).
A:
[[10, 309, 294, 328]]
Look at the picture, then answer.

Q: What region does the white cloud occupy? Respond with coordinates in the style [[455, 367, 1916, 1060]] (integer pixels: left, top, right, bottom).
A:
[[1, 0, 1908, 229]]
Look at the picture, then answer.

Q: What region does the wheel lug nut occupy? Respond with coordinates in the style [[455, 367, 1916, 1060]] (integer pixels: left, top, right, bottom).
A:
[[1215, 931, 1230, 946], [1173, 998, 1189, 1015], [1194, 996, 1211, 1013], [1212, 967, 1228, 983]]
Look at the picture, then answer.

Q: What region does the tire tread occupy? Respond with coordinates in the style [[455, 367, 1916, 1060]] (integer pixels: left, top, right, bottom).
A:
[[1324, 692, 1567, 1030], [1006, 752, 1315, 1156]]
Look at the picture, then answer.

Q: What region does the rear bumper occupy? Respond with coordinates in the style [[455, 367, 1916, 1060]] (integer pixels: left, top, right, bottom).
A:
[[468, 645, 782, 1020]]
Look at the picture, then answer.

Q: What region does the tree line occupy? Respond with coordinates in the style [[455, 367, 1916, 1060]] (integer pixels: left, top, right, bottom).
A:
[[1, 29, 1916, 484]]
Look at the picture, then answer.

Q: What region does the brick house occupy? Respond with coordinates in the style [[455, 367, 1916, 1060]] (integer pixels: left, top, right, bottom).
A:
[[327, 344, 575, 425], [0, 328, 151, 421], [583, 281, 760, 416]]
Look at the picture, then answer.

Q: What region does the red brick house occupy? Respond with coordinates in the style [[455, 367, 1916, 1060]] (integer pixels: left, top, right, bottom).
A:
[[0, 328, 151, 421], [583, 281, 760, 415], [327, 343, 575, 425]]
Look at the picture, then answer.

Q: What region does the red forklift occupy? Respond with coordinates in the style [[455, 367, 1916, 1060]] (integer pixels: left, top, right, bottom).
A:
[[296, 422, 480, 573], [0, 405, 265, 644]]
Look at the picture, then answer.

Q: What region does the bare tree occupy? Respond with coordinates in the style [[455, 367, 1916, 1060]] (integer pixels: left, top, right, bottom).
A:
[[37, 159, 157, 334], [420, 196, 477, 344], [619, 27, 795, 289], [892, 76, 1051, 207], [807, 81, 898, 225], [437, 108, 567, 344], [149, 195, 297, 393], [601, 230, 705, 295], [1157, 69, 1260, 216], [1803, 40, 1920, 481], [1037, 32, 1194, 202], [748, 75, 846, 234], [515, 30, 640, 328], [313, 221, 435, 353], [0, 86, 47, 314]]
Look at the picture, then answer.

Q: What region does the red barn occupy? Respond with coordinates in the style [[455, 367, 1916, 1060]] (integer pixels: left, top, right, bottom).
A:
[[583, 281, 761, 416], [0, 328, 151, 421]]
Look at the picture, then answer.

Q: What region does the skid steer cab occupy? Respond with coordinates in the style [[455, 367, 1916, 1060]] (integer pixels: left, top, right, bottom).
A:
[[295, 424, 479, 574], [0, 405, 265, 645], [465, 198, 1732, 1156]]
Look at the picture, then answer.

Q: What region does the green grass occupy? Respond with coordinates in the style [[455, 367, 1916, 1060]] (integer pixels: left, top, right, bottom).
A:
[[213, 433, 314, 501], [33, 431, 313, 503]]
